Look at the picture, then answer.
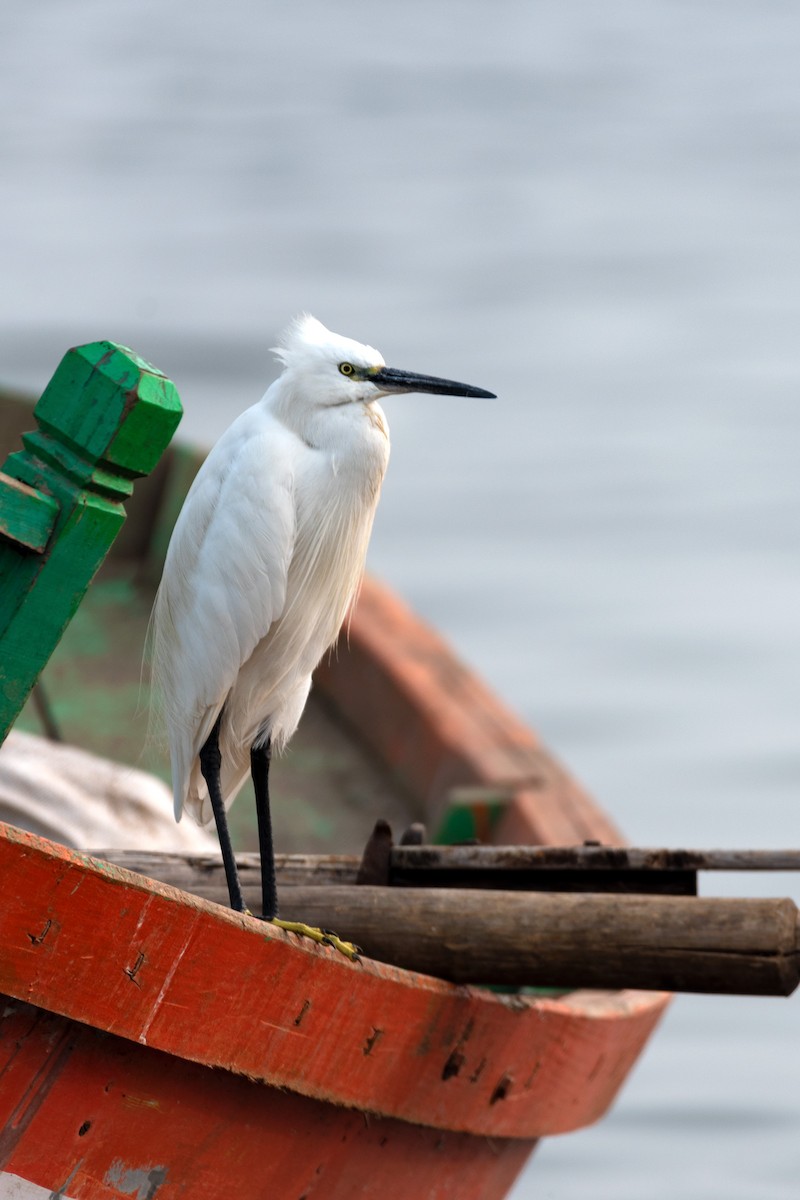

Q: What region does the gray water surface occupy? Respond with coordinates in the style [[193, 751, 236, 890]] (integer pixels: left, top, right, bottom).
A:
[[1, 3, 799, 1195]]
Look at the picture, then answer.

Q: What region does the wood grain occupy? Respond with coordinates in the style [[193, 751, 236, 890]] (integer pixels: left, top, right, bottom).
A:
[[276, 885, 800, 996]]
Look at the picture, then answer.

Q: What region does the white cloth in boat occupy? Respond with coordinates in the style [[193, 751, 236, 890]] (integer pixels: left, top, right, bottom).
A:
[[0, 731, 217, 852]]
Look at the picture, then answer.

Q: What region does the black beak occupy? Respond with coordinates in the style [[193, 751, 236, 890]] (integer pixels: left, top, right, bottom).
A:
[[371, 366, 496, 399]]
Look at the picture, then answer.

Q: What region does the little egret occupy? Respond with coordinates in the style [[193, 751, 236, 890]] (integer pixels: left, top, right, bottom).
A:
[[151, 315, 495, 947]]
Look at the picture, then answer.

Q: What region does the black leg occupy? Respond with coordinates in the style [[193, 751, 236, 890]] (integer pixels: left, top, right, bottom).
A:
[[248, 737, 359, 960], [199, 713, 246, 913], [251, 737, 278, 920]]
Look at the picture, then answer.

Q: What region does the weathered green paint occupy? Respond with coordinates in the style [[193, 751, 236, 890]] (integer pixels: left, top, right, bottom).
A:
[[18, 342, 182, 497], [0, 471, 59, 552], [0, 342, 182, 744]]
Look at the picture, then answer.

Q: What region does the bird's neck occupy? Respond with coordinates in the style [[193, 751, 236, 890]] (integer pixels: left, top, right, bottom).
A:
[[268, 389, 389, 458]]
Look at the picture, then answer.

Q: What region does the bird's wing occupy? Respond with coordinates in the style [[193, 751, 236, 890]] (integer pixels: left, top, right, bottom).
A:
[[152, 411, 296, 814]]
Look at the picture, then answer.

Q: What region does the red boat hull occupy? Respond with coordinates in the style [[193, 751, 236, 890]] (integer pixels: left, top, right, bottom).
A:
[[0, 1003, 532, 1200]]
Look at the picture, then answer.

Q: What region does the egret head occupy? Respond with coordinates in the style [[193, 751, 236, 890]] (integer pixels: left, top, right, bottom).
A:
[[273, 314, 496, 408]]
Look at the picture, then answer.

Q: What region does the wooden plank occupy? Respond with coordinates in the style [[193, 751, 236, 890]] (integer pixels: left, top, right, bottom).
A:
[[94, 849, 361, 892], [91, 846, 683, 902], [0, 343, 181, 742], [389, 844, 800, 873], [94, 849, 358, 907], [0, 822, 667, 1139], [96, 843, 800, 902]]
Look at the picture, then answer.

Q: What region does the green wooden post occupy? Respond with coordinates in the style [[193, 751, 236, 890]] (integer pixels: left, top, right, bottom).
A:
[[0, 342, 182, 743]]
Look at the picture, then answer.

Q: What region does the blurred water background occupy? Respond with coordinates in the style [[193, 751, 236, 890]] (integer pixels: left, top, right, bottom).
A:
[[1, 2, 799, 1195]]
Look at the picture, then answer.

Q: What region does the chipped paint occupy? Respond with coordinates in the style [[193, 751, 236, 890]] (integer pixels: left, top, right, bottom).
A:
[[47, 1157, 83, 1199], [124, 951, 145, 987], [293, 998, 312, 1027], [137, 917, 197, 1046], [104, 1161, 167, 1200], [441, 1048, 465, 1080], [469, 1057, 487, 1085], [489, 1075, 513, 1106], [0, 1170, 76, 1199], [26, 919, 52, 946], [121, 1094, 161, 1111], [362, 1027, 383, 1056]]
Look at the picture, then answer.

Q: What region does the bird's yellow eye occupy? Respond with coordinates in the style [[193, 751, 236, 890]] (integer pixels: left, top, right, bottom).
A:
[[339, 362, 355, 377]]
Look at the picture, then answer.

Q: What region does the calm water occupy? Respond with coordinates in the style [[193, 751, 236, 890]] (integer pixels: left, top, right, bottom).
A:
[[2, 3, 799, 1195]]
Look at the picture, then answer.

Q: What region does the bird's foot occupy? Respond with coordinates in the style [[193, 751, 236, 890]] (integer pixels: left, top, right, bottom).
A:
[[268, 917, 361, 961]]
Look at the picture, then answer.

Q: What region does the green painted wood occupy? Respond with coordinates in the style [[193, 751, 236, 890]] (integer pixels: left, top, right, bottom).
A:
[[0, 471, 59, 552], [0, 342, 182, 744]]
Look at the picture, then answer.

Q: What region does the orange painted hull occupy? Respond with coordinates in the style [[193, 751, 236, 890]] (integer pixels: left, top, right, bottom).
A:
[[0, 1003, 532, 1200], [0, 577, 669, 1198]]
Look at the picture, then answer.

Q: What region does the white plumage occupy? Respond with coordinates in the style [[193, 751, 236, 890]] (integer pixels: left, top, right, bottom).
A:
[[152, 315, 389, 823], [150, 314, 494, 919]]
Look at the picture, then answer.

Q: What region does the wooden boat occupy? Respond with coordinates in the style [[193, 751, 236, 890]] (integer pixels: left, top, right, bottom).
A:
[[0, 349, 670, 1199]]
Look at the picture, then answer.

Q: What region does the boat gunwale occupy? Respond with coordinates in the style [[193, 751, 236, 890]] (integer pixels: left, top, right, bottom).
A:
[[0, 819, 666, 1139]]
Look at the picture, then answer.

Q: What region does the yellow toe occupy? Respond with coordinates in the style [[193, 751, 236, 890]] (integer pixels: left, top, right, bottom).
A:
[[269, 918, 361, 962]]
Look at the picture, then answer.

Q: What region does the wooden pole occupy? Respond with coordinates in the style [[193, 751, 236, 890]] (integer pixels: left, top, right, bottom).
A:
[[275, 886, 800, 996]]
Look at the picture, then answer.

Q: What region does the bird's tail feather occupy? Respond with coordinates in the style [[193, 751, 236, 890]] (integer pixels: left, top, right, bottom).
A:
[[181, 750, 251, 827]]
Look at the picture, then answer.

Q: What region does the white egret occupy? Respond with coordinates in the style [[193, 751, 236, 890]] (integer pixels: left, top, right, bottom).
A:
[[151, 315, 495, 944]]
